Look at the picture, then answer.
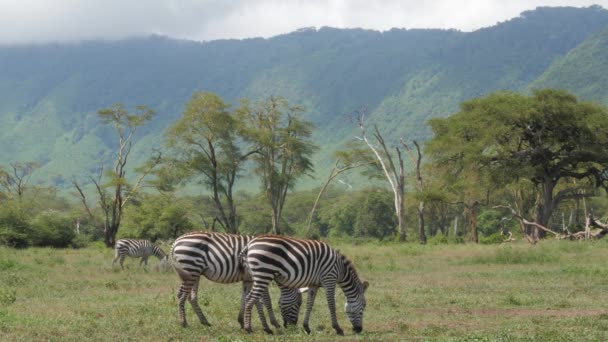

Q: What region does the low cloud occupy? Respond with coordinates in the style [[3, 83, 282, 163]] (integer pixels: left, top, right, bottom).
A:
[[0, 0, 605, 44]]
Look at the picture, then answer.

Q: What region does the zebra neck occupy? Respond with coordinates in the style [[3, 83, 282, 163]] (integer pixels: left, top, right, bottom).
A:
[[338, 261, 362, 296], [153, 247, 166, 260]]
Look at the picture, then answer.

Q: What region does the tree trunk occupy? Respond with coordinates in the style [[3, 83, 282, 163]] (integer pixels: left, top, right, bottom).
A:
[[104, 224, 118, 248], [271, 206, 281, 235], [417, 201, 426, 244], [396, 187, 406, 241], [468, 202, 479, 243], [535, 178, 556, 239]]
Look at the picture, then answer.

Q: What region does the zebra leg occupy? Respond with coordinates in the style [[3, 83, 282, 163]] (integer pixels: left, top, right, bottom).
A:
[[244, 280, 271, 334], [302, 287, 318, 335], [119, 256, 125, 270], [238, 282, 250, 328], [255, 296, 273, 334], [262, 288, 281, 328], [142, 257, 149, 272], [323, 283, 343, 335], [111, 255, 119, 268], [188, 278, 211, 326], [176, 283, 190, 327]]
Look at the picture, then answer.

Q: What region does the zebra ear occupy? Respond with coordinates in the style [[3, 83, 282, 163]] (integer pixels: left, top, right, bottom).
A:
[[362, 281, 369, 292]]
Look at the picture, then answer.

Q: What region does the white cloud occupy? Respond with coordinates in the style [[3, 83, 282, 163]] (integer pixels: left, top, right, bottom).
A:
[[0, 0, 606, 44]]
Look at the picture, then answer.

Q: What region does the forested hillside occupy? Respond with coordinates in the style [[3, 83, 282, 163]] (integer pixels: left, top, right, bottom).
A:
[[1, 5, 608, 189]]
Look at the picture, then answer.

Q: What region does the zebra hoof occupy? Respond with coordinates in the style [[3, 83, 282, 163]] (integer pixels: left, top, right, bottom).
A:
[[180, 322, 188, 328], [244, 327, 253, 334], [303, 325, 311, 335], [335, 327, 344, 336], [264, 328, 274, 335]]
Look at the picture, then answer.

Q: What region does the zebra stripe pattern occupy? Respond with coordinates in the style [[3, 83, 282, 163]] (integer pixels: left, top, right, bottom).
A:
[[170, 232, 302, 332], [112, 239, 167, 271], [241, 235, 369, 335]]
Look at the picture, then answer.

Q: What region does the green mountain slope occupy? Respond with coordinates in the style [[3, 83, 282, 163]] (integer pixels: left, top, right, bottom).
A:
[[530, 26, 608, 104], [0, 6, 608, 190]]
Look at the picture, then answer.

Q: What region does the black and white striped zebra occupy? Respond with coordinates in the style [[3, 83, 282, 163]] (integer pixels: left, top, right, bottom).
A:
[[112, 239, 168, 271], [170, 232, 302, 332], [241, 235, 369, 335]]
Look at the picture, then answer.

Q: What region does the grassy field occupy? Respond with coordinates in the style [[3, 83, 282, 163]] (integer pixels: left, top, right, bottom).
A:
[[2, 239, 608, 341]]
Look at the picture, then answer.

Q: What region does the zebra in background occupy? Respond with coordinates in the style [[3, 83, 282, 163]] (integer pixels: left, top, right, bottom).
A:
[[241, 235, 369, 335], [170, 232, 302, 332], [112, 239, 168, 271]]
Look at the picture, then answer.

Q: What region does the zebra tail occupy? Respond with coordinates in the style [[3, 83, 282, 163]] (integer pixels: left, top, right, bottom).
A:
[[168, 254, 190, 279], [238, 245, 252, 277]]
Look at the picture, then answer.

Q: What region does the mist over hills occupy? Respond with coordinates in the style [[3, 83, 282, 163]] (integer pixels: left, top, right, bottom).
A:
[[1, 5, 608, 190]]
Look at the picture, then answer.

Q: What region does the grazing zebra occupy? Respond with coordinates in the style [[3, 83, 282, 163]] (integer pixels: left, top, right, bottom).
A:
[[241, 235, 369, 335], [170, 232, 302, 332], [112, 239, 168, 271]]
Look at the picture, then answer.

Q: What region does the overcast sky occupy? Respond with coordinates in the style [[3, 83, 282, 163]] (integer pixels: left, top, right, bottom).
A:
[[1, 0, 607, 44]]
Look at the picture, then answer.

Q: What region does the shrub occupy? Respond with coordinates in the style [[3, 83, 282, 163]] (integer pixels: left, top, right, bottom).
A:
[[479, 232, 505, 244], [0, 208, 31, 248], [70, 234, 91, 249], [29, 211, 76, 248], [427, 234, 464, 245]]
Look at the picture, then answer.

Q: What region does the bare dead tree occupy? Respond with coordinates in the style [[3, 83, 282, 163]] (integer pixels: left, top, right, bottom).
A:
[[496, 204, 557, 243], [0, 161, 39, 200], [356, 112, 407, 241], [403, 140, 426, 244], [305, 157, 371, 233], [501, 231, 516, 242]]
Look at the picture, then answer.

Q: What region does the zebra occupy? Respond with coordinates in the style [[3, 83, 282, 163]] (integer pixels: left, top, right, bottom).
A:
[[112, 239, 168, 271], [241, 235, 369, 335], [169, 231, 303, 332]]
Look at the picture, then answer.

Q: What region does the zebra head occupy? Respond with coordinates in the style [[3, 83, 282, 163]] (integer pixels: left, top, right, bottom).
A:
[[279, 287, 305, 327], [344, 280, 369, 333]]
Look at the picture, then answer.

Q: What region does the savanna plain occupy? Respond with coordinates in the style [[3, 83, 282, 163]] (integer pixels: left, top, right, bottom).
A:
[[2, 239, 608, 341]]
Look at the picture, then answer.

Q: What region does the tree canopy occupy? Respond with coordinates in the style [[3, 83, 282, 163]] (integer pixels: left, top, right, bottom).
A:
[[426, 89, 608, 237]]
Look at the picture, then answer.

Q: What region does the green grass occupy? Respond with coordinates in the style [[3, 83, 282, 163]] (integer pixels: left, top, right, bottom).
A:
[[2, 240, 608, 341]]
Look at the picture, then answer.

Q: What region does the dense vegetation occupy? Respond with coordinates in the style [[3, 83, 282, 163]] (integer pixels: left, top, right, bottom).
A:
[[2, 88, 607, 249]]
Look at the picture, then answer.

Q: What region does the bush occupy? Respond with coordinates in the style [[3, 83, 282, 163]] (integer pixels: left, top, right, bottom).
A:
[[354, 191, 396, 239], [70, 234, 91, 249], [427, 234, 465, 245], [0, 208, 31, 248], [29, 211, 76, 248], [479, 232, 505, 244]]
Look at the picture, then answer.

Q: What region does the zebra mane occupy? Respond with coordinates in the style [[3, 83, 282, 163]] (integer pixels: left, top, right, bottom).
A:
[[338, 252, 363, 286]]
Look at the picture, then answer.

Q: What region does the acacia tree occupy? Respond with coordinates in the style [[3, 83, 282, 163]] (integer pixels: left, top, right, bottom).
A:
[[239, 96, 316, 234], [426, 89, 608, 240], [164, 92, 249, 233], [74, 104, 157, 248], [0, 162, 39, 201]]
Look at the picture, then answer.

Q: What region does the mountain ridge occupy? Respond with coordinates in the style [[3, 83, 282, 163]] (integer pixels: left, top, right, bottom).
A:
[[1, 5, 608, 190]]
